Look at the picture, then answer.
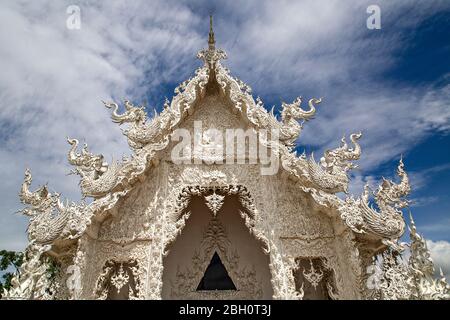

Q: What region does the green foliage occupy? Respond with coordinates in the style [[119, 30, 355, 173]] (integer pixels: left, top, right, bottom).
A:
[[0, 248, 61, 299], [0, 250, 24, 297], [45, 258, 61, 297], [46, 258, 60, 285]]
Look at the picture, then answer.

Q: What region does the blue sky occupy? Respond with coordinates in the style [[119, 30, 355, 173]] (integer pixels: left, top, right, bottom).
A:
[[0, 1, 449, 273]]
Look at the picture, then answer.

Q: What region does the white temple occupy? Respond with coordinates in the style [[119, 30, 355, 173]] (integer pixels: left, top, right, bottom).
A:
[[3, 17, 449, 300]]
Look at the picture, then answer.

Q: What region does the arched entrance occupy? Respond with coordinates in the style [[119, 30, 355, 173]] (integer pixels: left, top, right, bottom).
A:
[[161, 187, 273, 299]]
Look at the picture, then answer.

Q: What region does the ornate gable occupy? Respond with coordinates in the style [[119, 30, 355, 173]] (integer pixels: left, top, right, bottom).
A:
[[15, 15, 409, 251], [4, 16, 448, 301], [16, 16, 411, 252]]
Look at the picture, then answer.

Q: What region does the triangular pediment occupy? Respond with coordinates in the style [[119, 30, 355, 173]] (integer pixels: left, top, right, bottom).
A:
[[14, 19, 418, 294]]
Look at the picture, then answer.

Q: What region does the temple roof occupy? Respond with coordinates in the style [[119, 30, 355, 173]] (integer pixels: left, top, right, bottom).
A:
[[17, 17, 411, 254]]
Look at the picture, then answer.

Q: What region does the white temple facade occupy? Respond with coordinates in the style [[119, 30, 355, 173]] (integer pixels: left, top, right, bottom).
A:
[[3, 18, 449, 300]]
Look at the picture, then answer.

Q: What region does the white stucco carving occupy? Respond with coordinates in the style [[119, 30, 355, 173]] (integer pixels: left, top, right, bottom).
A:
[[3, 17, 448, 300]]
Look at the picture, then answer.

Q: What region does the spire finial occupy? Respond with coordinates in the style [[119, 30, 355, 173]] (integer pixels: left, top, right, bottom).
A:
[[208, 14, 215, 50]]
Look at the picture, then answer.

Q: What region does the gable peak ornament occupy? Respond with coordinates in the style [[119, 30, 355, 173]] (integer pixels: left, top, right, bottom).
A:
[[197, 15, 227, 67], [204, 190, 225, 216]]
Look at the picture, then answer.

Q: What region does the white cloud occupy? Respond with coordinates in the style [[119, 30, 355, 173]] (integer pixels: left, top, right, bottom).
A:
[[197, 1, 450, 186], [0, 1, 203, 250], [410, 196, 439, 208], [427, 240, 450, 279], [304, 85, 450, 171], [420, 219, 450, 234], [215, 0, 450, 173], [346, 173, 379, 197], [411, 163, 450, 187]]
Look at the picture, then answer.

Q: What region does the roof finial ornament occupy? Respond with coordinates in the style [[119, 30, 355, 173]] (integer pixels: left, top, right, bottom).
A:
[[208, 14, 215, 50], [196, 14, 226, 66]]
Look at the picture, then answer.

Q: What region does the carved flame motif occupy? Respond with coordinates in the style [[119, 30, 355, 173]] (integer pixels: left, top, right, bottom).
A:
[[19, 169, 74, 244], [67, 138, 105, 173], [67, 138, 122, 198], [283, 97, 320, 146], [308, 132, 362, 193], [407, 214, 450, 299], [378, 250, 412, 300], [20, 168, 53, 214], [2, 242, 54, 300], [360, 159, 410, 245], [103, 100, 169, 150], [261, 97, 321, 147], [373, 213, 450, 300]]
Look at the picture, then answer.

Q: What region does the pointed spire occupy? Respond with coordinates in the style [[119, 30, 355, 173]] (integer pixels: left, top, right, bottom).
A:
[[197, 15, 226, 65], [208, 15, 215, 50], [409, 210, 415, 229]]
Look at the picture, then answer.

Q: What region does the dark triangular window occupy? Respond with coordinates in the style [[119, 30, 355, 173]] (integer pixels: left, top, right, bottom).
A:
[[196, 252, 237, 290]]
